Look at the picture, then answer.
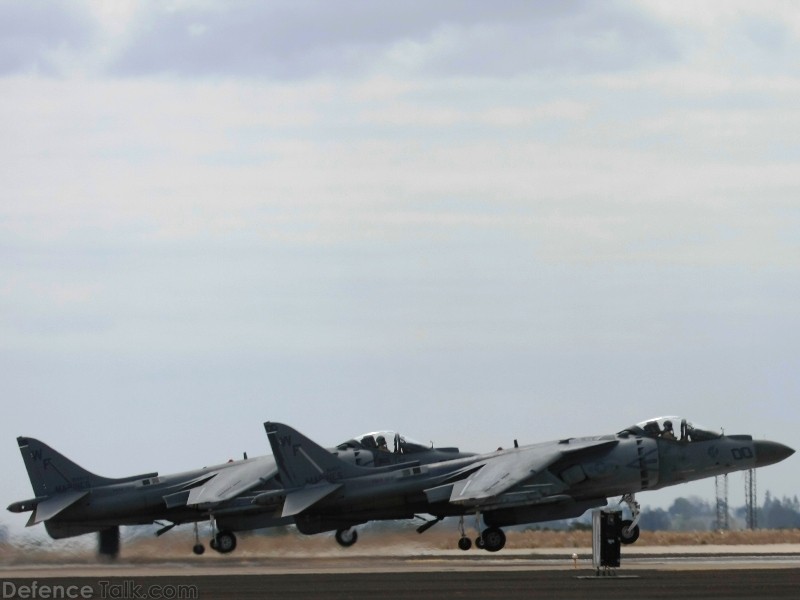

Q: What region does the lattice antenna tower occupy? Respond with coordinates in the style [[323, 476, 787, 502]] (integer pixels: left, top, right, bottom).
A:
[[715, 474, 729, 530], [744, 469, 757, 529]]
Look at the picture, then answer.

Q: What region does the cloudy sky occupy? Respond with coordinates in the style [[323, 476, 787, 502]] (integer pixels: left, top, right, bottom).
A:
[[2, 1, 798, 536]]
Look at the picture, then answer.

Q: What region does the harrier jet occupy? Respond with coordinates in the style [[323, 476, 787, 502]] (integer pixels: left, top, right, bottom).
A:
[[265, 416, 794, 551], [7, 430, 473, 557]]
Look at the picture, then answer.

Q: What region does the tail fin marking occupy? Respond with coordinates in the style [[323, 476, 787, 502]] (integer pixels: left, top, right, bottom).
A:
[[17, 437, 157, 497], [264, 422, 371, 489]]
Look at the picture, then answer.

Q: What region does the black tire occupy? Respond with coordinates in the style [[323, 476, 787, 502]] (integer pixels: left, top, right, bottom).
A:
[[620, 520, 640, 545], [475, 536, 485, 550], [214, 531, 237, 553], [192, 544, 205, 555], [458, 537, 472, 551], [335, 528, 358, 547], [481, 527, 506, 552], [98, 527, 120, 559]]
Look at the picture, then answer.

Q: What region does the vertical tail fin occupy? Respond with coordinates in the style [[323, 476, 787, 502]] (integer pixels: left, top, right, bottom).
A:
[[264, 422, 371, 488], [17, 437, 122, 497]]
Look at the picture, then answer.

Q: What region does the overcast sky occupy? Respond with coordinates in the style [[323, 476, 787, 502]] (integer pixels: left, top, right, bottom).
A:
[[2, 1, 798, 537]]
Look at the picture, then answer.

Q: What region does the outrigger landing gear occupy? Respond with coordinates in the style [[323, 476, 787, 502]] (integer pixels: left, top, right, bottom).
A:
[[192, 522, 205, 555], [473, 512, 484, 549], [457, 516, 472, 551], [618, 493, 641, 545]]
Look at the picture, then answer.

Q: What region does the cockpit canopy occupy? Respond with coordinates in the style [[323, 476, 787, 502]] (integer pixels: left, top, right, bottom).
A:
[[337, 431, 432, 454], [621, 416, 722, 442]]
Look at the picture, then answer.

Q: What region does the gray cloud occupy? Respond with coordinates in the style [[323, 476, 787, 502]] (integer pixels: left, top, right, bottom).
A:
[[108, 1, 678, 79], [2, 1, 798, 521], [0, 0, 96, 75]]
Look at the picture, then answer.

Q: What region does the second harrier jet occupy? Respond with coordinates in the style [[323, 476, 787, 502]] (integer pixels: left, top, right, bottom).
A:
[[265, 416, 794, 551]]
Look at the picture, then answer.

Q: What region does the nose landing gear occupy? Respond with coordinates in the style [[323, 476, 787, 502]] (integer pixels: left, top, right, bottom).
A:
[[618, 493, 641, 545]]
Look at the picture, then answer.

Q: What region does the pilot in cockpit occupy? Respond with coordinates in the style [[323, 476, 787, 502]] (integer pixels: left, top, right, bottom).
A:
[[660, 420, 676, 440], [643, 421, 660, 436], [376, 435, 390, 452]]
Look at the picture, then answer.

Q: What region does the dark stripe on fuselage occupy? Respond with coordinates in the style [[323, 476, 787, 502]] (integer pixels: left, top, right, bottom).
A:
[[635, 437, 649, 490]]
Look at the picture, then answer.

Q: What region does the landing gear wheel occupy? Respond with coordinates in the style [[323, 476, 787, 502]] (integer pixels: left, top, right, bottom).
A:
[[481, 527, 506, 552], [475, 536, 485, 550], [620, 519, 640, 545], [618, 493, 642, 545], [213, 531, 237, 554], [335, 528, 358, 547], [458, 537, 472, 551], [191, 521, 206, 556]]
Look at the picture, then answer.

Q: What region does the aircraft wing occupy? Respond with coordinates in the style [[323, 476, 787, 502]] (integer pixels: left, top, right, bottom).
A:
[[445, 437, 618, 510], [184, 455, 278, 507]]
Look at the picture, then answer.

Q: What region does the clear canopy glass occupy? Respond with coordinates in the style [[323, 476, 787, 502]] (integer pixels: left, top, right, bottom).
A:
[[622, 416, 721, 442], [337, 431, 431, 453]]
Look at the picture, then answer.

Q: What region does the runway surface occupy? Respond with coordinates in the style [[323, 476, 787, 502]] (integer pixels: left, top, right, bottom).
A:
[[2, 549, 799, 599], [2, 568, 800, 600], [1, 570, 799, 600]]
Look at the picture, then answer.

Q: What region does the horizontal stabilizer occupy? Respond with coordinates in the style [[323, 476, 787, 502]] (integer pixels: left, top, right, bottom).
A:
[[282, 483, 342, 517], [32, 491, 87, 525]]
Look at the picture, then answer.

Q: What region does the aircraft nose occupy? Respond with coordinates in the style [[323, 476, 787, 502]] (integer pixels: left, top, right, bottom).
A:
[[753, 440, 795, 468]]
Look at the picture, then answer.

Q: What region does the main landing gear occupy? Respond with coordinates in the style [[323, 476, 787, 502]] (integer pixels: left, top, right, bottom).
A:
[[335, 527, 359, 547], [456, 514, 507, 553], [618, 493, 641, 545], [210, 530, 238, 553], [191, 518, 238, 555]]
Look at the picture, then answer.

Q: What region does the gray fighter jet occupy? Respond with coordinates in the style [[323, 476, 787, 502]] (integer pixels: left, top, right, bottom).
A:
[[7, 430, 473, 557], [265, 416, 794, 551]]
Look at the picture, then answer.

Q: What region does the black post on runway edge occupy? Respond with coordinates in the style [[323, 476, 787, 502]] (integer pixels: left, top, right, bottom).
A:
[[577, 508, 639, 580], [592, 508, 621, 575]]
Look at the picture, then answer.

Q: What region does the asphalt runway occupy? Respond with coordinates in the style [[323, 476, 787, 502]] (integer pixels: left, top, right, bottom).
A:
[[3, 569, 800, 600], [3, 553, 800, 600]]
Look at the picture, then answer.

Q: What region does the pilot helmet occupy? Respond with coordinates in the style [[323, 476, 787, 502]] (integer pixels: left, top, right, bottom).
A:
[[663, 420, 673, 430], [376, 435, 387, 446]]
